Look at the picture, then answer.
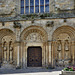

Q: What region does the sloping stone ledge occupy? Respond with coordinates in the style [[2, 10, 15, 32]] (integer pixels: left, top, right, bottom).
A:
[[60, 70, 75, 75], [0, 13, 75, 22]]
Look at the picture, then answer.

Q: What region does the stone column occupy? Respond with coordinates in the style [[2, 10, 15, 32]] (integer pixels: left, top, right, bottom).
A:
[[23, 42, 26, 68], [20, 42, 24, 68], [9, 42, 13, 63], [48, 41, 52, 66], [10, 50, 13, 62], [7, 42, 9, 61], [61, 41, 65, 59], [46, 42, 49, 67], [69, 41, 71, 59], [42, 42, 46, 67], [0, 43, 2, 63], [51, 41, 54, 67], [14, 25, 21, 67], [71, 41, 75, 64], [16, 42, 20, 67]]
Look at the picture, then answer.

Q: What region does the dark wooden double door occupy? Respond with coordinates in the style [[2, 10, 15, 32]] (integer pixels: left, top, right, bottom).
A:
[[27, 47, 42, 67]]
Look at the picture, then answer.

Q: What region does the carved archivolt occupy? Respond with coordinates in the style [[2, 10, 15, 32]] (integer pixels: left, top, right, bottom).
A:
[[53, 26, 75, 40], [21, 26, 48, 42], [0, 29, 16, 63], [0, 29, 16, 42], [52, 26, 75, 63]]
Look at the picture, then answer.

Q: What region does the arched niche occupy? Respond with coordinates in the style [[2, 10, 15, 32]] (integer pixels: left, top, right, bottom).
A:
[[20, 26, 48, 67], [52, 26, 75, 67], [0, 29, 16, 67], [21, 26, 48, 42]]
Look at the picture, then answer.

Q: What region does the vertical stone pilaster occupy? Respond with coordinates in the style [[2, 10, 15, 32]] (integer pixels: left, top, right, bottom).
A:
[[0, 43, 2, 62], [46, 42, 49, 67], [23, 42, 26, 68], [51, 41, 54, 67], [48, 41, 52, 66], [14, 26, 21, 67], [53, 41, 57, 67], [42, 42, 46, 67], [71, 41, 75, 64], [20, 42, 24, 68], [62, 41, 65, 59], [7, 42, 9, 61], [15, 42, 20, 67], [69, 41, 71, 59], [13, 43, 17, 65]]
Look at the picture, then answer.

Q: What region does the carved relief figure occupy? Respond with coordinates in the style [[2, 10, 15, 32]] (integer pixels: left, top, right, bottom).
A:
[[58, 52, 61, 59], [3, 41, 7, 62], [65, 40, 69, 50], [65, 52, 68, 59], [2, 36, 14, 64], [57, 40, 62, 50], [26, 33, 43, 42], [9, 41, 13, 62]]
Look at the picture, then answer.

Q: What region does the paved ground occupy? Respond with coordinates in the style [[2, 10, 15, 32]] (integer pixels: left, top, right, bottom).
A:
[[0, 67, 64, 75]]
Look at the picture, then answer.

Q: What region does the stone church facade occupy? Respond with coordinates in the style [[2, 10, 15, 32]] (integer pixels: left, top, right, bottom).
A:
[[0, 0, 75, 68]]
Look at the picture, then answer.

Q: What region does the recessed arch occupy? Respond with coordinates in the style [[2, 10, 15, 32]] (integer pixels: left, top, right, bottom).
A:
[[52, 26, 75, 67], [21, 26, 48, 42], [0, 28, 16, 42], [52, 26, 75, 40]]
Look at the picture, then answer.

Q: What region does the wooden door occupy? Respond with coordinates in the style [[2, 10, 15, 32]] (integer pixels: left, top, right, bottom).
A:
[[27, 47, 42, 67]]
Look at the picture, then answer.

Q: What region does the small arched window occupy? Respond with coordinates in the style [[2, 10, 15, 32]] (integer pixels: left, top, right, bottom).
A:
[[21, 0, 49, 14]]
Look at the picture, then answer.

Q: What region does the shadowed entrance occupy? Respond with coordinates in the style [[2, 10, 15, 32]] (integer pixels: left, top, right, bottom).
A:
[[27, 47, 42, 67]]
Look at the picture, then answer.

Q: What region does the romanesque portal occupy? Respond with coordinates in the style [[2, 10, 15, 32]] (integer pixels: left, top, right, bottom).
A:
[[0, 25, 75, 69]]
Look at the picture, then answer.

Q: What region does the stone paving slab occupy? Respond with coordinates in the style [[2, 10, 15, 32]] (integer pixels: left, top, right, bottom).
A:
[[0, 71, 61, 75], [0, 68, 63, 75]]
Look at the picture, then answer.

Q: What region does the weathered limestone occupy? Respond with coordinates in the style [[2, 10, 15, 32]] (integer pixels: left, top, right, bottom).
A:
[[61, 70, 75, 75], [0, 0, 16, 17], [0, 0, 74, 69]]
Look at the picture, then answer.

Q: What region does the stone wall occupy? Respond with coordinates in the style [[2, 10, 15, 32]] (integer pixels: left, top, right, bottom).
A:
[[61, 70, 75, 75]]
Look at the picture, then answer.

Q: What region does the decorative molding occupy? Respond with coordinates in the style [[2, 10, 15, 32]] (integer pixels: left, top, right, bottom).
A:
[[13, 21, 21, 28], [46, 21, 54, 27]]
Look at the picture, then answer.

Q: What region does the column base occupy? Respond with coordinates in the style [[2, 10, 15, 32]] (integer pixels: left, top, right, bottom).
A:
[[1, 61, 15, 69]]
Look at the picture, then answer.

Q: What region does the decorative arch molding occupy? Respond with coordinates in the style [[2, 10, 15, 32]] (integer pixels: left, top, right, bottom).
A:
[[0, 27, 15, 33], [0, 29, 16, 42], [51, 25, 75, 67], [20, 26, 49, 67], [21, 26, 48, 42], [52, 26, 75, 40]]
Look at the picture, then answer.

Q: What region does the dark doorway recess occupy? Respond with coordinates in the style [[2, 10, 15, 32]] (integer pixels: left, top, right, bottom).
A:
[[27, 46, 42, 67]]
